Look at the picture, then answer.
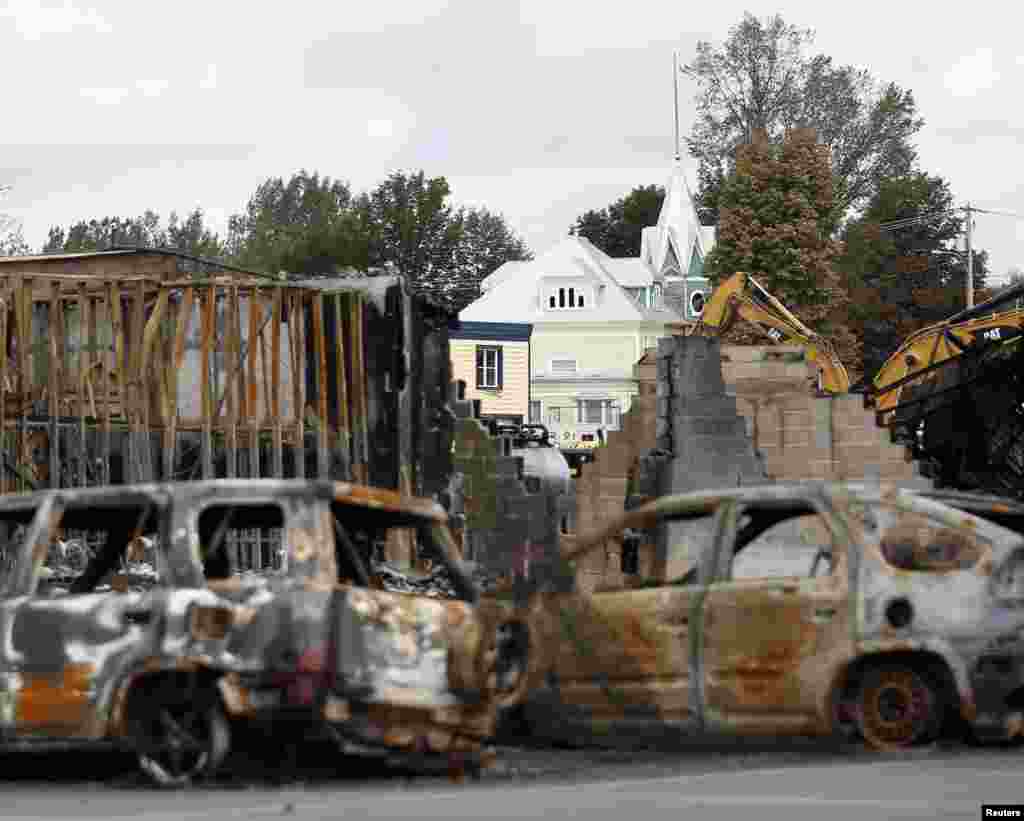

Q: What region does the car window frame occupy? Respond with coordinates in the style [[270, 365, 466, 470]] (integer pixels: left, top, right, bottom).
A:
[[712, 496, 842, 585], [190, 495, 291, 581]]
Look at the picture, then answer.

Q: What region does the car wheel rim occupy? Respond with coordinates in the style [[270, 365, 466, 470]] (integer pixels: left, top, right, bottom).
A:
[[861, 669, 934, 750], [137, 701, 227, 787]]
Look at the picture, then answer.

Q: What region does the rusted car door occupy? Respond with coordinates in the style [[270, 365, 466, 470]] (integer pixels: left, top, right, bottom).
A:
[[700, 496, 852, 732], [0, 492, 166, 739], [537, 505, 728, 730]]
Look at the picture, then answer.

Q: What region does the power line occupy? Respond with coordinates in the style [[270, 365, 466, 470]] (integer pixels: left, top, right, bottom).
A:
[[974, 207, 1024, 221], [876, 208, 961, 232]]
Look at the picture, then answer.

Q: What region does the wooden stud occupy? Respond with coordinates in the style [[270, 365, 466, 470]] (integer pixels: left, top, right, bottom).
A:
[[200, 287, 214, 480], [225, 286, 238, 479], [247, 289, 260, 478], [159, 290, 177, 482], [138, 279, 162, 483], [77, 282, 89, 488], [334, 293, 350, 480], [17, 277, 30, 493], [271, 287, 283, 479], [48, 281, 61, 489], [312, 293, 328, 479], [290, 292, 305, 479], [0, 285, 8, 495], [167, 286, 194, 483], [86, 289, 98, 420], [102, 282, 113, 486]]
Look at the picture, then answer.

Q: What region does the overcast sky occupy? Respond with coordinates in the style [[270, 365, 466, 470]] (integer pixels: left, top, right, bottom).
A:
[[1, 0, 1020, 281]]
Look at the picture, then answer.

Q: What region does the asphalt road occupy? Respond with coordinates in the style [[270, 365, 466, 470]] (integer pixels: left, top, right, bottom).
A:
[[0, 738, 1019, 820]]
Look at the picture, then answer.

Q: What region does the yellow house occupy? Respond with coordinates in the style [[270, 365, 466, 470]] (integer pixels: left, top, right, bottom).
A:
[[458, 160, 713, 471], [449, 321, 532, 424]]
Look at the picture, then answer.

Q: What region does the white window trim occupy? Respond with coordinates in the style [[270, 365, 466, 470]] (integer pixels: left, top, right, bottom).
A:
[[528, 399, 543, 423], [478, 346, 500, 388]]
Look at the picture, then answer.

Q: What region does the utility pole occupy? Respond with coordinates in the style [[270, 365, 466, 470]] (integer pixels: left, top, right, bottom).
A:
[[965, 202, 974, 308]]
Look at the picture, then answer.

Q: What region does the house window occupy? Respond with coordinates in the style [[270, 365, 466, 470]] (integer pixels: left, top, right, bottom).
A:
[[548, 287, 587, 310], [547, 407, 561, 425], [605, 400, 621, 429], [476, 346, 503, 389], [581, 399, 604, 424], [550, 359, 577, 377], [528, 400, 542, 423]]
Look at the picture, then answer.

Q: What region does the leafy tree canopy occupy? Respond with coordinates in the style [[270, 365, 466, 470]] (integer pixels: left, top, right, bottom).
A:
[[569, 184, 665, 257], [229, 169, 532, 312], [838, 172, 990, 378], [685, 12, 923, 225], [43, 208, 227, 259]]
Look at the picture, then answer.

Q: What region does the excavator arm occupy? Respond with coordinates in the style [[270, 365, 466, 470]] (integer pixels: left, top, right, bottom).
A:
[[868, 307, 1024, 416], [687, 272, 851, 394]]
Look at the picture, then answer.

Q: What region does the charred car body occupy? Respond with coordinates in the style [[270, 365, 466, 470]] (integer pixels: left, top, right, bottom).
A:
[[494, 483, 1024, 750], [0, 480, 527, 784]]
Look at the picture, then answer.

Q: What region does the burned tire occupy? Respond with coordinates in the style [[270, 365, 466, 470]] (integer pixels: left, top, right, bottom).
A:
[[131, 684, 230, 787], [858, 663, 942, 751]]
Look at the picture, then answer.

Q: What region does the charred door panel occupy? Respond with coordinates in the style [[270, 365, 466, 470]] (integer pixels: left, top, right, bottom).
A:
[[702, 503, 851, 731], [546, 586, 701, 724], [6, 592, 159, 737]]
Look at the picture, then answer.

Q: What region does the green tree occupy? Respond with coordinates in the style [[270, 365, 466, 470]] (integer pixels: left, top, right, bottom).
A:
[[838, 172, 990, 378], [705, 128, 844, 308], [227, 170, 364, 275], [446, 206, 533, 309], [357, 171, 531, 311], [229, 169, 532, 310], [43, 209, 227, 259], [0, 224, 31, 256], [685, 13, 922, 225], [568, 184, 665, 257], [0, 185, 32, 256]]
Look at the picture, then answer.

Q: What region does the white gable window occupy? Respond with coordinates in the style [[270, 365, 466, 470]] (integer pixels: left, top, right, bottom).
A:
[[547, 286, 587, 310]]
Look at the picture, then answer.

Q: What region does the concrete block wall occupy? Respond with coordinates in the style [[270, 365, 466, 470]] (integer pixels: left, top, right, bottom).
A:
[[721, 345, 930, 486], [568, 358, 659, 595], [447, 380, 568, 589]]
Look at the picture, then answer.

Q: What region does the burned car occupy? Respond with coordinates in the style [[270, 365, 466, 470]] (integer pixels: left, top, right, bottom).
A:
[[494, 482, 1024, 750], [0, 480, 527, 785]]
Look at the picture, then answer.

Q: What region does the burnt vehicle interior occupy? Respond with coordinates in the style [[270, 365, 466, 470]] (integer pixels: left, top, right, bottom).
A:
[[330, 501, 476, 601], [37, 501, 164, 596], [0, 508, 40, 582], [621, 501, 837, 590], [199, 502, 286, 580], [193, 497, 475, 600]]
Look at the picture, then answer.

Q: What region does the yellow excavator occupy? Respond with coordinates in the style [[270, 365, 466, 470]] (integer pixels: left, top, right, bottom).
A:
[[866, 285, 1024, 419], [681, 271, 851, 395]]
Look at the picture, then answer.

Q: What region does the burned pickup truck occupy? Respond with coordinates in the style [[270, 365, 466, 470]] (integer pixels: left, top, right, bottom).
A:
[[0, 480, 527, 785], [495, 483, 1024, 750]]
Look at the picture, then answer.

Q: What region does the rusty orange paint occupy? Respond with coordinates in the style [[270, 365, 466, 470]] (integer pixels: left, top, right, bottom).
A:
[[17, 663, 95, 728]]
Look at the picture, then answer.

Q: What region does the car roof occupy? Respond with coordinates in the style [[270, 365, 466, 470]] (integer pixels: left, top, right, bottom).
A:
[[0, 479, 448, 523]]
